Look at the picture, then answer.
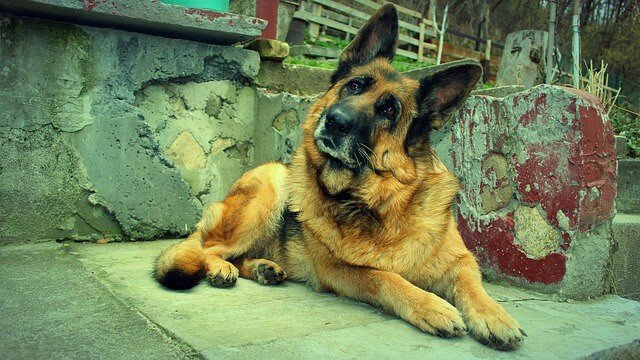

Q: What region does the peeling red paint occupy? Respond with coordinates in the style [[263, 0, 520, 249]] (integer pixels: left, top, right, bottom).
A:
[[458, 213, 566, 284], [535, 92, 547, 108], [82, 0, 108, 11], [181, 8, 268, 28], [569, 105, 617, 230], [514, 145, 579, 227], [184, 8, 228, 21], [520, 93, 547, 126]]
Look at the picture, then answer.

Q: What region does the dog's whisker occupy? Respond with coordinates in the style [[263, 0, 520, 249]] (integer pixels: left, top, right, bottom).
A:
[[357, 143, 375, 169]]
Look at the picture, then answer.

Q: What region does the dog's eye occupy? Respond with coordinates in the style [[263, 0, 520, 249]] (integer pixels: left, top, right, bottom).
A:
[[381, 104, 396, 118], [348, 81, 362, 94], [377, 100, 398, 120]]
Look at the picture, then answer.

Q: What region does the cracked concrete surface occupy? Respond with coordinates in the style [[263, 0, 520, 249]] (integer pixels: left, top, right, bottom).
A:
[[0, 12, 308, 244], [1, 239, 619, 359]]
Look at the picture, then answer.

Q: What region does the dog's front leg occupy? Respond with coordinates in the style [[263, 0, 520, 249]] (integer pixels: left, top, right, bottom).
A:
[[447, 251, 526, 350], [316, 257, 466, 338]]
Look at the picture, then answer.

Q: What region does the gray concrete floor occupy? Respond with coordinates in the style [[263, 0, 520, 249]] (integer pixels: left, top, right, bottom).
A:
[[1, 240, 639, 359]]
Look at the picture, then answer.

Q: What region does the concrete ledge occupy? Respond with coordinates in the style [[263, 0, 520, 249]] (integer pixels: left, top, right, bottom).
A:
[[256, 61, 333, 95], [64, 240, 639, 359], [290, 44, 341, 58], [0, 0, 267, 45]]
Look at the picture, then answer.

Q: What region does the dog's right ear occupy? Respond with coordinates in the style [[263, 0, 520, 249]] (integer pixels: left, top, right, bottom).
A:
[[331, 4, 399, 84]]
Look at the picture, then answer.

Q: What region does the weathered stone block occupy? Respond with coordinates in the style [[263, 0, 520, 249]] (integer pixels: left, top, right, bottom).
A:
[[246, 39, 290, 61], [617, 159, 640, 214], [136, 80, 256, 205], [76, 115, 201, 240], [495, 30, 548, 88], [452, 85, 617, 299], [610, 214, 640, 301]]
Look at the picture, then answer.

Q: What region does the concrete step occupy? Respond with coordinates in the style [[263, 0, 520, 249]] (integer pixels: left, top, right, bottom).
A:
[[610, 213, 640, 301], [3, 240, 638, 359], [617, 159, 640, 214]]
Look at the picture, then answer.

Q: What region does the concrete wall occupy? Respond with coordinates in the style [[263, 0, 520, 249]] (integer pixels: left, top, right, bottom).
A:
[[0, 13, 310, 243], [0, 13, 620, 300]]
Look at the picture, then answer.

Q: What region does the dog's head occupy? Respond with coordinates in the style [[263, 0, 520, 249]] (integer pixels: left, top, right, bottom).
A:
[[303, 4, 482, 194]]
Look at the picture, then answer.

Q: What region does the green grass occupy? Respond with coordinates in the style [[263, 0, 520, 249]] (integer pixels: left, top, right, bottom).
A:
[[308, 35, 351, 49], [287, 34, 435, 73], [284, 56, 337, 70], [610, 104, 640, 157]]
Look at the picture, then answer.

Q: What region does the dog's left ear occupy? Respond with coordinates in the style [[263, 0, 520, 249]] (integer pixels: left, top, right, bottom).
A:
[[407, 63, 482, 145], [331, 4, 398, 83]]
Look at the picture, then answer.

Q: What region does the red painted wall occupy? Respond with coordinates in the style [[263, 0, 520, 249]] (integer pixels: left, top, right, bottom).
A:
[[255, 0, 278, 39]]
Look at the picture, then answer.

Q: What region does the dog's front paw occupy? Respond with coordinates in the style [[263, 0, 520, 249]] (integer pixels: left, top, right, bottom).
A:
[[206, 261, 239, 288], [466, 301, 525, 350], [406, 293, 467, 338]]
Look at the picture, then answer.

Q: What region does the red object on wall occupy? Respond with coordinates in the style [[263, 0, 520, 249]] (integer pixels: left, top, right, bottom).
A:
[[256, 0, 278, 39]]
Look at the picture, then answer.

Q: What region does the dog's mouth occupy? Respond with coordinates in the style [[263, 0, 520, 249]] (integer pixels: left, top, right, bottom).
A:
[[315, 137, 359, 169], [313, 113, 361, 169]]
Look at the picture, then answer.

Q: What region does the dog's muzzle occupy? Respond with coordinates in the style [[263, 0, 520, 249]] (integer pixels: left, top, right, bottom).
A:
[[314, 105, 361, 168]]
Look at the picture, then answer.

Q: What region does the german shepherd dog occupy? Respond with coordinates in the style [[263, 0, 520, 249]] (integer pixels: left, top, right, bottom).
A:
[[155, 4, 525, 350]]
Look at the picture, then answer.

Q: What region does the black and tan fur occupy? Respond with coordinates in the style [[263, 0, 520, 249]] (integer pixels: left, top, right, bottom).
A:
[[154, 4, 525, 350]]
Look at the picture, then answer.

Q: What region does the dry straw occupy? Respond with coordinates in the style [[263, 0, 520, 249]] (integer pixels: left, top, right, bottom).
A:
[[581, 60, 621, 114]]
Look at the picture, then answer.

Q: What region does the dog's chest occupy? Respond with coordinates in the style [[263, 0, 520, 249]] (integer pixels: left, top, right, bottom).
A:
[[328, 220, 435, 274]]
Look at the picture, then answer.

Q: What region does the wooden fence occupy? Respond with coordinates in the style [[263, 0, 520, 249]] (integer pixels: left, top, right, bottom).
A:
[[294, 0, 437, 61], [292, 0, 502, 80]]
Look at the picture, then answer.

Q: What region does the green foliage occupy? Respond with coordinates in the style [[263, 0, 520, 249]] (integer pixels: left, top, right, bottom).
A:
[[291, 34, 434, 72], [610, 105, 640, 158]]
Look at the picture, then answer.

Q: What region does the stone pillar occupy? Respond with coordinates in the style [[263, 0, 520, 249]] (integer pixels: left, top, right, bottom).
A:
[[495, 30, 548, 88], [450, 85, 617, 299]]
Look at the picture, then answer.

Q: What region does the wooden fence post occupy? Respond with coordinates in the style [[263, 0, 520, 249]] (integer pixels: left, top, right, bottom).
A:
[[482, 39, 491, 82], [418, 21, 426, 62], [308, 3, 323, 41]]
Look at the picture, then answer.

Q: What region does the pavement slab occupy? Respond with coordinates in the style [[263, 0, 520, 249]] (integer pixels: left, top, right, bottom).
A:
[[2, 240, 639, 359], [0, 242, 196, 359]]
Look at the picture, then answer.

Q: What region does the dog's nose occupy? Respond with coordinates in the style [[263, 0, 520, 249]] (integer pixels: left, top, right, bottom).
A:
[[324, 105, 355, 138]]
